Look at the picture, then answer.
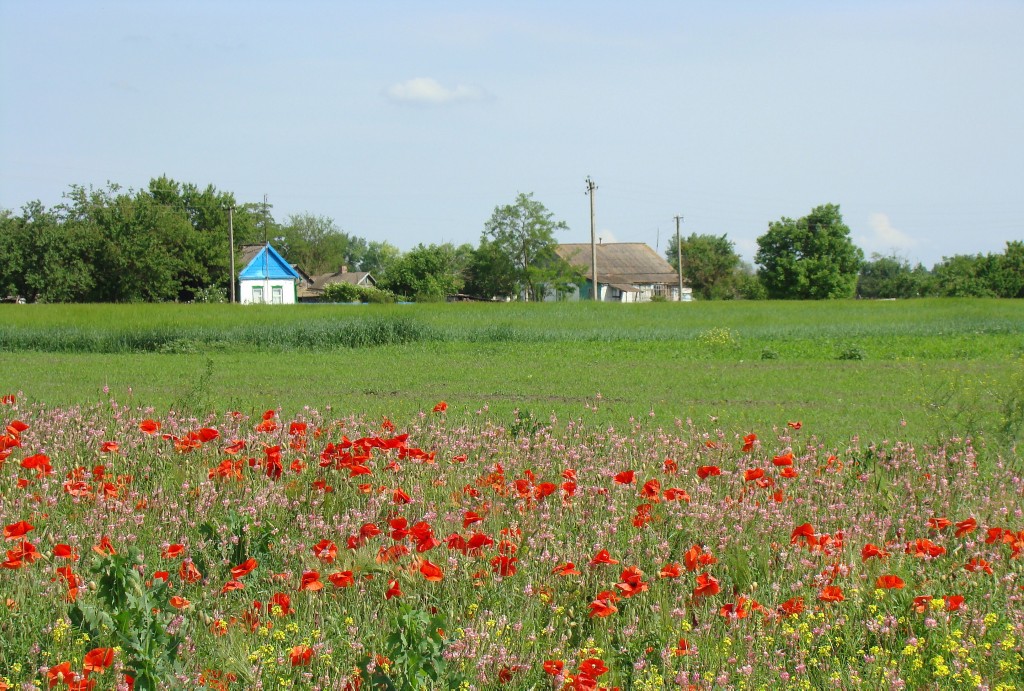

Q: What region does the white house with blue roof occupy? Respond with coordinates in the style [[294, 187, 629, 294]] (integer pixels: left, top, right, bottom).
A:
[[238, 243, 301, 304]]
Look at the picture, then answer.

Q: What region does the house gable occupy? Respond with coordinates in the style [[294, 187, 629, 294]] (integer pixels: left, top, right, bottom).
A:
[[238, 244, 302, 281]]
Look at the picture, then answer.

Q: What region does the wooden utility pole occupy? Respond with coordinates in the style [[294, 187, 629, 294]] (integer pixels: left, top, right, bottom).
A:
[[674, 215, 684, 301], [586, 177, 598, 301], [228, 205, 236, 303]]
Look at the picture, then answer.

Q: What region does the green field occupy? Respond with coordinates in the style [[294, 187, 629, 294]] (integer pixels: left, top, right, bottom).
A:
[[2, 299, 1022, 456]]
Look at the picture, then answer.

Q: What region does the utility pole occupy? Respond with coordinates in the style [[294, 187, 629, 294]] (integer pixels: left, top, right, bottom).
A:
[[674, 215, 684, 302], [586, 176, 598, 301], [228, 204, 236, 304]]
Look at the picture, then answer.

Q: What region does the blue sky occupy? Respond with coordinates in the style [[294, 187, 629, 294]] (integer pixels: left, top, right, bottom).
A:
[[2, 0, 1021, 267]]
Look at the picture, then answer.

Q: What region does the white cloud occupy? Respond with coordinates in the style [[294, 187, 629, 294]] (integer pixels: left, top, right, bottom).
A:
[[866, 212, 917, 252], [386, 77, 485, 105]]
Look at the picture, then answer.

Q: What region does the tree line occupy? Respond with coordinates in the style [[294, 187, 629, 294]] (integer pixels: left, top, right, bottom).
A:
[[1, 178, 1020, 302]]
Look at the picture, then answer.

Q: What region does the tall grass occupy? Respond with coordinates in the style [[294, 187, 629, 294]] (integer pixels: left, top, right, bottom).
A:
[[2, 300, 1022, 358]]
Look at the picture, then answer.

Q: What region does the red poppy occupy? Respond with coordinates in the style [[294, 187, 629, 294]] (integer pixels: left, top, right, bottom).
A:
[[954, 518, 978, 537], [53, 544, 78, 560], [290, 645, 313, 666], [662, 487, 690, 502], [818, 586, 844, 602], [392, 488, 411, 504], [927, 517, 952, 531], [613, 470, 635, 485], [692, 572, 720, 599], [876, 574, 905, 589], [543, 660, 564, 675], [772, 452, 794, 466], [329, 571, 355, 588], [138, 419, 161, 434], [787, 421, 802, 429], [92, 536, 116, 556], [861, 543, 889, 561], [696, 465, 721, 479], [684, 544, 717, 571], [578, 658, 608, 678], [432, 401, 448, 412], [905, 538, 946, 559], [169, 596, 190, 609], [463, 511, 484, 528], [588, 596, 617, 618], [589, 549, 618, 566], [419, 559, 444, 582], [615, 566, 648, 598], [743, 468, 765, 482], [269, 593, 294, 615], [790, 523, 816, 546], [3, 520, 33, 541], [385, 579, 402, 599], [47, 662, 74, 687], [0, 394, 15, 405], [490, 555, 518, 577], [964, 558, 993, 574], [161, 544, 185, 559], [552, 562, 580, 577], [312, 539, 338, 564], [179, 560, 202, 583], [779, 596, 804, 616], [944, 595, 965, 611], [658, 562, 682, 579], [230, 557, 258, 579], [220, 579, 245, 594], [673, 638, 696, 656], [82, 647, 115, 674], [639, 479, 661, 499], [299, 570, 324, 591], [741, 433, 757, 452]]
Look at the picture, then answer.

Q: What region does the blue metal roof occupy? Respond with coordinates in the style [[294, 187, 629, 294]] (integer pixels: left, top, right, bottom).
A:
[[238, 244, 301, 281]]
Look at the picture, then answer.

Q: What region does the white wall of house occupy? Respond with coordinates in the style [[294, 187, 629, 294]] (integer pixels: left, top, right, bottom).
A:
[[239, 278, 297, 305]]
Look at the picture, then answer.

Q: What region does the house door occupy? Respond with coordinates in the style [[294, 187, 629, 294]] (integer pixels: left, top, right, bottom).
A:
[[271, 286, 283, 304], [252, 286, 264, 303]]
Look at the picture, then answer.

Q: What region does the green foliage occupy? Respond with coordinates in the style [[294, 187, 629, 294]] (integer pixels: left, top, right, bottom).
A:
[[378, 243, 469, 301], [666, 233, 742, 300], [278, 213, 367, 275], [931, 243, 1024, 298], [70, 554, 186, 690], [481, 192, 573, 301], [755, 204, 864, 299], [357, 604, 463, 689], [857, 254, 932, 299], [321, 281, 396, 303]]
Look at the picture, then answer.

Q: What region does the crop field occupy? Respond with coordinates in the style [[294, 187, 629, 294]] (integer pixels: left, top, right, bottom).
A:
[[1, 300, 1023, 689]]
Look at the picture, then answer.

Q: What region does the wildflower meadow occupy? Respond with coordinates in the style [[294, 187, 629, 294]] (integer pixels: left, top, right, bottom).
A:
[[2, 392, 1023, 690]]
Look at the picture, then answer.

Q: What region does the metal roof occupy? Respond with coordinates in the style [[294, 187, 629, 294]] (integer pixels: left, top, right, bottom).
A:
[[555, 242, 681, 285], [237, 244, 302, 281]]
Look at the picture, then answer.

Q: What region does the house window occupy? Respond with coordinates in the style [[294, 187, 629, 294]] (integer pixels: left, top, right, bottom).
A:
[[252, 286, 264, 303], [272, 286, 283, 304]]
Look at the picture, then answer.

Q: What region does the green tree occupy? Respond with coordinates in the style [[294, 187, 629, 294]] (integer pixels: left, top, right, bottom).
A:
[[482, 193, 570, 301], [360, 240, 401, 277], [665, 233, 742, 300], [755, 204, 864, 299], [378, 243, 469, 301], [857, 254, 931, 299], [992, 241, 1024, 298], [931, 254, 999, 297], [278, 213, 367, 275]]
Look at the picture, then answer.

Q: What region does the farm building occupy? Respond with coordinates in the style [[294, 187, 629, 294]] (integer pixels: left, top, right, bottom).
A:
[[297, 266, 377, 302], [237, 243, 301, 304], [553, 242, 692, 302]]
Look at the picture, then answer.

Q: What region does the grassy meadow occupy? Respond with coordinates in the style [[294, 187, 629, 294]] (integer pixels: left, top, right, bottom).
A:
[[2, 299, 1022, 452], [2, 299, 1024, 690]]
